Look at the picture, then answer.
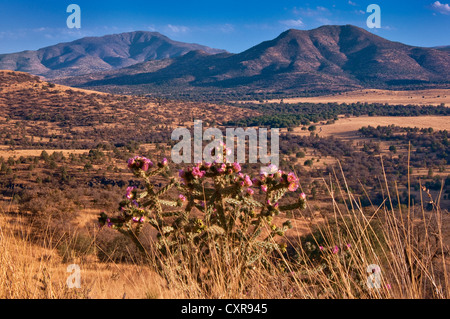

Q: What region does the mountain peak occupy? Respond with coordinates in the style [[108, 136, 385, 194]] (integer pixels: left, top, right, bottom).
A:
[[70, 24, 450, 94], [0, 31, 226, 79], [279, 24, 374, 38], [2, 25, 449, 94]]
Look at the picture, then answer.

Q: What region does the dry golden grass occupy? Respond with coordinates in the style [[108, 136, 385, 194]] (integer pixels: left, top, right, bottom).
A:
[[0, 148, 89, 159], [0, 70, 109, 96], [0, 210, 181, 299], [142, 167, 450, 299], [246, 89, 450, 106], [2, 161, 448, 299], [292, 115, 450, 142]]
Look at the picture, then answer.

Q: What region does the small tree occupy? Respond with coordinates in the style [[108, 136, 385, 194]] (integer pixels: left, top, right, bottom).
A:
[[304, 159, 314, 167], [296, 151, 306, 158]]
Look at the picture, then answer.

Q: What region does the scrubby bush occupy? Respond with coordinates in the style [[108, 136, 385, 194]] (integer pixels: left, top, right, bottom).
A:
[[99, 146, 306, 293]]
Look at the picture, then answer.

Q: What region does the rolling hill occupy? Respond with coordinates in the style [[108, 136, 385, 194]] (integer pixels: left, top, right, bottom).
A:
[[0, 70, 257, 150]]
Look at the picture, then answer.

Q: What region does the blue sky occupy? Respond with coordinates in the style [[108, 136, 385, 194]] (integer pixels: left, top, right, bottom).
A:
[[0, 0, 449, 54]]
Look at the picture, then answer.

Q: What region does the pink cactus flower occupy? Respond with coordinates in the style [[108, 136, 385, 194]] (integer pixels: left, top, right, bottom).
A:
[[178, 194, 186, 202], [261, 185, 268, 192], [126, 186, 136, 200], [192, 166, 205, 178], [142, 158, 153, 171], [128, 156, 153, 171], [217, 163, 226, 174], [132, 216, 145, 223], [127, 157, 136, 168], [287, 172, 298, 183], [247, 188, 254, 195], [300, 193, 307, 200], [192, 166, 201, 177], [333, 246, 339, 254], [244, 175, 253, 187], [288, 182, 299, 192]]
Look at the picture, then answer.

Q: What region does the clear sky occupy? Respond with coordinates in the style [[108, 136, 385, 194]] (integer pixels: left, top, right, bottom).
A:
[[0, 0, 449, 54]]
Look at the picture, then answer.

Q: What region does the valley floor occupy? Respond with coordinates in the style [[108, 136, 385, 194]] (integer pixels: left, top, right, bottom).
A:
[[244, 89, 450, 106]]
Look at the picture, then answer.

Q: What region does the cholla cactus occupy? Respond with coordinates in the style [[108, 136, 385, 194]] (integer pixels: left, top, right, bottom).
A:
[[99, 146, 306, 288]]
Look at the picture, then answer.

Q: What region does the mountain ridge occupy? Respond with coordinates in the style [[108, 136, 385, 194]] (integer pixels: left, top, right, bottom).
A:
[[61, 25, 449, 95], [0, 31, 226, 79], [2, 25, 448, 95]]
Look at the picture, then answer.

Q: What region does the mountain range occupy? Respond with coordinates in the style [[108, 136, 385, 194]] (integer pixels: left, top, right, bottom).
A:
[[1, 25, 449, 95], [0, 31, 225, 79]]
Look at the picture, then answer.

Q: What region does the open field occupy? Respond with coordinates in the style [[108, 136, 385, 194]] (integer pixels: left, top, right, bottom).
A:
[[293, 115, 450, 140], [0, 148, 89, 159], [244, 89, 450, 106]]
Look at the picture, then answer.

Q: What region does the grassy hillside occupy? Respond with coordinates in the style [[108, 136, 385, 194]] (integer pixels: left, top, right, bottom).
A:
[[0, 71, 449, 299]]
